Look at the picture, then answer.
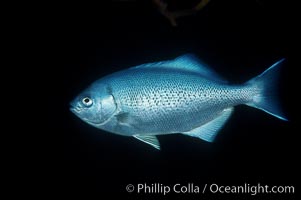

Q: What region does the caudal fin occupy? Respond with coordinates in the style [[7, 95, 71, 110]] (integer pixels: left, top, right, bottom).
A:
[[246, 59, 287, 121]]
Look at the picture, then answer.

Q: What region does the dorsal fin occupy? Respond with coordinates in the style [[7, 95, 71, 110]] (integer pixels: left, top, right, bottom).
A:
[[133, 54, 226, 83]]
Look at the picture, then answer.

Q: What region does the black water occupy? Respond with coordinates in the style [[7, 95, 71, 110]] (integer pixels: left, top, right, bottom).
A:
[[56, 0, 297, 198]]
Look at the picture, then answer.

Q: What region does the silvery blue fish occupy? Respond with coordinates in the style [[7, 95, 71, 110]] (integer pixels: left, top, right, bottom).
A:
[[70, 54, 287, 150]]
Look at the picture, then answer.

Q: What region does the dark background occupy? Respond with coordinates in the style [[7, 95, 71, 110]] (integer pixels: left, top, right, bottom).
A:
[[55, 0, 297, 198]]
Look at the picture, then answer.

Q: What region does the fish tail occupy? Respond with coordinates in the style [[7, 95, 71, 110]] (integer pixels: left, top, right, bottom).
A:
[[245, 59, 288, 121]]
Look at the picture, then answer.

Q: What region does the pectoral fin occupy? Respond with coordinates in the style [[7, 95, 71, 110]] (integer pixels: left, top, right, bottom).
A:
[[133, 135, 161, 150], [182, 108, 233, 142]]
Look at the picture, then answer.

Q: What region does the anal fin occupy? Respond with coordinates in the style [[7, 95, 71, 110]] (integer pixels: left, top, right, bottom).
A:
[[133, 135, 161, 150], [182, 107, 233, 142]]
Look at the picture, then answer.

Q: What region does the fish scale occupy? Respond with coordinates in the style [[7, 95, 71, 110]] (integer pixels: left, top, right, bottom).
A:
[[96, 68, 250, 135]]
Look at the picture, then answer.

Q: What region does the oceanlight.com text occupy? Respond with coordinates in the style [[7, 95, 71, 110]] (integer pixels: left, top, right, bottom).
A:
[[125, 183, 295, 196]]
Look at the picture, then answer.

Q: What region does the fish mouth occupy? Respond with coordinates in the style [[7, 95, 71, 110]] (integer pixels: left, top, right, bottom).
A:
[[69, 106, 92, 123], [69, 101, 112, 126], [69, 104, 103, 126], [70, 107, 81, 120], [70, 106, 81, 113], [69, 100, 82, 116]]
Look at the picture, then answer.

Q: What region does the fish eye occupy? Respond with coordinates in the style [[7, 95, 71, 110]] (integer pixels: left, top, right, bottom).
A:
[[82, 97, 93, 107]]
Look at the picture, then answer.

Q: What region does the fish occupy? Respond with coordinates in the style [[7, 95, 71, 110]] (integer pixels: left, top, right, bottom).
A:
[[70, 54, 287, 150]]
